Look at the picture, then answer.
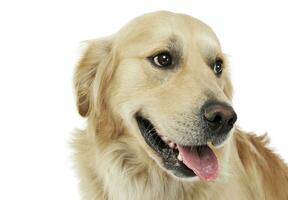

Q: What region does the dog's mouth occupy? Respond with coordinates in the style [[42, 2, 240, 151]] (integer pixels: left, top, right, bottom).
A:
[[136, 115, 218, 181]]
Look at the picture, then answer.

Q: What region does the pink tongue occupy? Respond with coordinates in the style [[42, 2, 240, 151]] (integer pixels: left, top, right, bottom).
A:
[[177, 145, 218, 181]]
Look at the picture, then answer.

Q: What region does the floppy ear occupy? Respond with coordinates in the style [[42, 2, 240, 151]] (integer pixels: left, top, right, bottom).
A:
[[223, 73, 233, 100], [74, 39, 112, 117], [222, 56, 233, 100]]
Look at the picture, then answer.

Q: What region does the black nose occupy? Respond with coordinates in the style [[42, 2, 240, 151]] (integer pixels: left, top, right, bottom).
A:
[[202, 102, 237, 133]]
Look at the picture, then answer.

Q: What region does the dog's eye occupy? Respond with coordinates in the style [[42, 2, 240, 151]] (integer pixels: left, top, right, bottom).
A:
[[213, 59, 223, 75], [150, 52, 173, 68]]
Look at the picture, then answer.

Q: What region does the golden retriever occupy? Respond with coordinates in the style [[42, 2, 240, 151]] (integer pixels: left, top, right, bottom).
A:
[[72, 11, 288, 200]]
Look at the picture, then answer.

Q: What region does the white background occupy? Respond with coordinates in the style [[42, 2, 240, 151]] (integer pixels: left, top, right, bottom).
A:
[[0, 0, 287, 199]]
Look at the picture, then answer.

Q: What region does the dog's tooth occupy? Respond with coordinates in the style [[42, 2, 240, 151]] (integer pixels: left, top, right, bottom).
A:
[[168, 142, 175, 148], [162, 136, 169, 142], [156, 128, 161, 135], [177, 153, 183, 161]]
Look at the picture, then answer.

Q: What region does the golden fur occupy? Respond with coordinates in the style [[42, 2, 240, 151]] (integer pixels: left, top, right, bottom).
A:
[[72, 11, 288, 200]]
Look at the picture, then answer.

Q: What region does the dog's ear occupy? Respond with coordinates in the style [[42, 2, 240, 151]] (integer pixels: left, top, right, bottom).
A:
[[74, 39, 112, 117], [224, 78, 233, 100], [222, 57, 233, 100], [223, 72, 233, 100]]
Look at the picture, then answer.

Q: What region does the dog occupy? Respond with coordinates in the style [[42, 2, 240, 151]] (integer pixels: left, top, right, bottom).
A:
[[72, 11, 288, 200]]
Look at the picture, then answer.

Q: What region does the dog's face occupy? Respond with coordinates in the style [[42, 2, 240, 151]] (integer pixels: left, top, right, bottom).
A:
[[75, 11, 237, 182]]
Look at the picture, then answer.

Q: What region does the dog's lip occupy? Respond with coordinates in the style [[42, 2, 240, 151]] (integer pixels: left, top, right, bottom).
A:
[[135, 115, 197, 178], [135, 115, 178, 154]]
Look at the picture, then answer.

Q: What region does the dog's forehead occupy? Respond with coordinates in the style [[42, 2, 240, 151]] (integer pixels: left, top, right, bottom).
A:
[[114, 11, 221, 56]]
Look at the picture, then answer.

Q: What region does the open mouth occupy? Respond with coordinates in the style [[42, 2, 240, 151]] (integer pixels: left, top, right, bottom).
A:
[[136, 115, 218, 181]]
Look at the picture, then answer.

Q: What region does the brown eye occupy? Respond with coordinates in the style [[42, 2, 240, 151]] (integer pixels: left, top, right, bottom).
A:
[[213, 59, 223, 75], [150, 52, 173, 68]]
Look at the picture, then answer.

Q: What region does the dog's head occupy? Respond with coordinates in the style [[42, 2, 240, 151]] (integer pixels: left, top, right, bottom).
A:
[[74, 11, 237, 182]]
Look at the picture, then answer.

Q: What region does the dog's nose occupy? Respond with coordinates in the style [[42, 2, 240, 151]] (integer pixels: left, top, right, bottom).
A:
[[202, 102, 237, 133]]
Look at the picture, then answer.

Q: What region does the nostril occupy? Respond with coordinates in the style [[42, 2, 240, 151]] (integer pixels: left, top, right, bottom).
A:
[[204, 112, 224, 131], [208, 112, 223, 124], [228, 113, 237, 126]]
